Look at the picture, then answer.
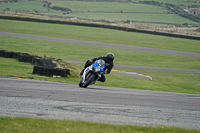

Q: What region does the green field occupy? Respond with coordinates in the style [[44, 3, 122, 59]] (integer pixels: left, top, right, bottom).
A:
[[49, 1, 167, 12], [1, 117, 199, 133], [0, 0, 199, 24], [0, 1, 48, 12]]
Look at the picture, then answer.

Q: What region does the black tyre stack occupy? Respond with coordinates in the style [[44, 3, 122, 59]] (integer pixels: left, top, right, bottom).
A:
[[32, 57, 70, 77], [4, 51, 13, 58], [32, 66, 70, 77], [0, 50, 5, 57], [0, 50, 20, 59], [12, 52, 20, 59], [46, 68, 54, 77], [18, 53, 33, 63], [1, 50, 70, 77]]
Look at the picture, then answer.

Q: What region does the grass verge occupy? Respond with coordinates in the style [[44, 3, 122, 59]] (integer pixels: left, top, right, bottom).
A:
[[0, 36, 200, 70], [1, 57, 200, 94], [0, 19, 200, 53], [0, 117, 199, 133]]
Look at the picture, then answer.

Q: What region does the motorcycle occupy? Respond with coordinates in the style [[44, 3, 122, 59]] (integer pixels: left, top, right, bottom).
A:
[[79, 59, 105, 88]]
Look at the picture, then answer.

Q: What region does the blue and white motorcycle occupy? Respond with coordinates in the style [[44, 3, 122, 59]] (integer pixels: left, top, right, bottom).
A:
[[79, 59, 105, 88]]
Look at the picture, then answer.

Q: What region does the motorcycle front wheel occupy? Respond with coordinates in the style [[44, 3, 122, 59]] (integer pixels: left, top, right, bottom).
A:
[[78, 81, 83, 87], [83, 73, 95, 88]]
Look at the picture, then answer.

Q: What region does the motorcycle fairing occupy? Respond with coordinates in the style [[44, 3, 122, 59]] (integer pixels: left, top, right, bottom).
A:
[[93, 60, 105, 72]]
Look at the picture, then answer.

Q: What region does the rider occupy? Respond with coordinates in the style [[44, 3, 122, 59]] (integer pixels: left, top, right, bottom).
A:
[[80, 53, 114, 82]]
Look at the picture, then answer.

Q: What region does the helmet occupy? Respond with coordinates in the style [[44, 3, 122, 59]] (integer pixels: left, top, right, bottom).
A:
[[106, 53, 114, 61]]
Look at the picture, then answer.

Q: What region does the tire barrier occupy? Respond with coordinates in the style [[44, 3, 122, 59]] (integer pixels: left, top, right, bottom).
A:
[[12, 52, 20, 59], [18, 53, 33, 63], [1, 50, 70, 77], [33, 66, 70, 77], [32, 57, 57, 68], [32, 57, 44, 66], [4, 51, 13, 58], [0, 50, 5, 57], [0, 50, 19, 58]]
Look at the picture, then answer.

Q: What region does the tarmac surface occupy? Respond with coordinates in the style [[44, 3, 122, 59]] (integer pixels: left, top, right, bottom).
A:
[[0, 78, 200, 129]]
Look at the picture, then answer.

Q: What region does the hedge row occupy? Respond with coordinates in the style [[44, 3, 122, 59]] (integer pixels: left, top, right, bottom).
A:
[[0, 50, 70, 77]]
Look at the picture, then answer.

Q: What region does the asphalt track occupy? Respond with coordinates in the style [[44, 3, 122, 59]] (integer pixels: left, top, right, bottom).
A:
[[1, 31, 200, 129], [0, 78, 200, 129]]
